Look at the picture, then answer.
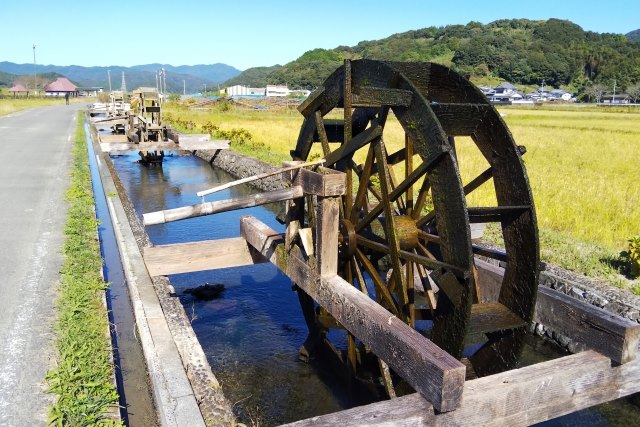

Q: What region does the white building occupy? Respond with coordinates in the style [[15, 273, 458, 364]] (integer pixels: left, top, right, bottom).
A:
[[266, 85, 289, 97], [226, 85, 266, 96]]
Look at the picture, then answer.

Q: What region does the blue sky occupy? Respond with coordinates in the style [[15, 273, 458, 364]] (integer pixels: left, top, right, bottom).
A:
[[1, 0, 638, 70]]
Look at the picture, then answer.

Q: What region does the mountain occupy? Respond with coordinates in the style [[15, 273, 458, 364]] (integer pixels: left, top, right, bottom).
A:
[[222, 65, 282, 88], [129, 63, 240, 84], [225, 19, 640, 98], [0, 62, 242, 92], [627, 29, 640, 43]]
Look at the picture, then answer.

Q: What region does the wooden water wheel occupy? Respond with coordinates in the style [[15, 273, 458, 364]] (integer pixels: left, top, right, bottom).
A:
[[290, 59, 539, 393]]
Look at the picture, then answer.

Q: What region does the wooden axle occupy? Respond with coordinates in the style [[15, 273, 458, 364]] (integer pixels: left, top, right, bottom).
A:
[[143, 186, 303, 225]]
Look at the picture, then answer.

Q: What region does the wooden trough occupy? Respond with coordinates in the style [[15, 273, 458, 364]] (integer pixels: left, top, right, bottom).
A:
[[138, 60, 640, 425]]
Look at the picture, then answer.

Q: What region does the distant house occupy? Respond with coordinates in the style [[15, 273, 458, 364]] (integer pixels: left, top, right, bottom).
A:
[[8, 82, 29, 97], [601, 94, 631, 104], [44, 77, 78, 97], [76, 86, 104, 96], [494, 82, 517, 95]]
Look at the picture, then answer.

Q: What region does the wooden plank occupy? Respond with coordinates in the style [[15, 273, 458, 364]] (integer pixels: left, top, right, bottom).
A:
[[143, 186, 303, 225], [476, 261, 640, 364], [288, 350, 640, 427], [352, 87, 413, 108], [240, 216, 466, 412], [468, 302, 526, 335], [536, 286, 640, 364], [315, 196, 340, 276], [143, 237, 261, 276], [100, 139, 230, 153], [430, 103, 490, 136], [467, 205, 531, 223]]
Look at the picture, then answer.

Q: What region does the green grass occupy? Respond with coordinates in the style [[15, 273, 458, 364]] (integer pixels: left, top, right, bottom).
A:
[[46, 112, 122, 426], [164, 102, 640, 292]]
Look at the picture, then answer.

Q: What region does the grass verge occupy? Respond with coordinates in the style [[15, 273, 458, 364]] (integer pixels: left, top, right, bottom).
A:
[[46, 112, 121, 426]]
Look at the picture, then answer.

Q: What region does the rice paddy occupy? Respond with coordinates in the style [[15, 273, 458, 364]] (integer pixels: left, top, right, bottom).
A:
[[165, 102, 640, 289]]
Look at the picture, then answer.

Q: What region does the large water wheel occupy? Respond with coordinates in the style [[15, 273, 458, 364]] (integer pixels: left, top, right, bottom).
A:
[[290, 59, 539, 394]]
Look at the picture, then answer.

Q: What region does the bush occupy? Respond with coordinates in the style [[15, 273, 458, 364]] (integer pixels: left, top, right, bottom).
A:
[[627, 236, 640, 277]]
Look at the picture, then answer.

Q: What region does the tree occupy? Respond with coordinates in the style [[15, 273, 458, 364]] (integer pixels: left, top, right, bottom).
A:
[[627, 83, 640, 103], [585, 83, 607, 103]]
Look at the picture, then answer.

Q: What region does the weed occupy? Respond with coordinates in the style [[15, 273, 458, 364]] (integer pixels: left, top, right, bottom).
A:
[[46, 112, 122, 426]]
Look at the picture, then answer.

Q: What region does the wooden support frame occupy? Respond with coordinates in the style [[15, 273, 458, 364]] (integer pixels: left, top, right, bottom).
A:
[[283, 349, 640, 427], [240, 216, 466, 413]]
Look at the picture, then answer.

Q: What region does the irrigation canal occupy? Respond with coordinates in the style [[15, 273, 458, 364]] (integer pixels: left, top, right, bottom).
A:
[[96, 148, 640, 426]]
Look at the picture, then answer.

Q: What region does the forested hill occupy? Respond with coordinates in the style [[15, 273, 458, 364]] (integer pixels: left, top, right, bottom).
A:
[[226, 19, 640, 97]]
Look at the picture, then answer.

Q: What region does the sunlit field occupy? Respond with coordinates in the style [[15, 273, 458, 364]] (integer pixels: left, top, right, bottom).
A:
[[164, 102, 640, 289]]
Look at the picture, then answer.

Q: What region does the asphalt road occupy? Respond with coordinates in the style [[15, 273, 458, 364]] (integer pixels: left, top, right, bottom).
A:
[[0, 103, 83, 425]]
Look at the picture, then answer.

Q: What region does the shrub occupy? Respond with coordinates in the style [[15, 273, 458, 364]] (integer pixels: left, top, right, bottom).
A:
[[627, 236, 640, 278]]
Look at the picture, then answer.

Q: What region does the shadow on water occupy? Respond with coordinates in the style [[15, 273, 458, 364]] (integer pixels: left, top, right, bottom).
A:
[[112, 151, 640, 427]]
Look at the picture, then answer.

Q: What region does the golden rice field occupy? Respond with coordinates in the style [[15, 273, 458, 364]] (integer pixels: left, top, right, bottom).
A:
[[165, 103, 640, 288]]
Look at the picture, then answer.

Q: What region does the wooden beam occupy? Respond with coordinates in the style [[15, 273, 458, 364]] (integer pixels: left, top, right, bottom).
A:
[[535, 286, 640, 364], [324, 124, 382, 167], [240, 216, 466, 413], [287, 350, 640, 427], [430, 103, 490, 136], [143, 237, 263, 276], [143, 186, 303, 225]]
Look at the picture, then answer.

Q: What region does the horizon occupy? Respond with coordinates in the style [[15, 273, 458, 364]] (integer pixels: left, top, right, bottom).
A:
[[1, 0, 639, 70]]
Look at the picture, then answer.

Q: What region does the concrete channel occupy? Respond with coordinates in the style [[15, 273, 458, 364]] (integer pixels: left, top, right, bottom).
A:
[[88, 122, 234, 426]]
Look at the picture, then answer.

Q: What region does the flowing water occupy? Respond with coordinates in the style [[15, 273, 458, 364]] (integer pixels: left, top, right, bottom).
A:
[[110, 151, 639, 426]]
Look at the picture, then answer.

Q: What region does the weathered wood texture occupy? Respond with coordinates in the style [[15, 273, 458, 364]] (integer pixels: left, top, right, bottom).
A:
[[143, 186, 303, 225], [143, 237, 263, 276], [285, 350, 640, 427], [535, 286, 640, 364], [240, 216, 466, 413]]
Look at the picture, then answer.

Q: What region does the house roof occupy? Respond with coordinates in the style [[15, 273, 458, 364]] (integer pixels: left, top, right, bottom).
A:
[[8, 83, 28, 92], [44, 77, 77, 92], [496, 82, 516, 89]]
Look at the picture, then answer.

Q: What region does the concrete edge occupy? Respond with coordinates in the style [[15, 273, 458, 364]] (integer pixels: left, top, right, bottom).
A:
[[90, 127, 206, 427]]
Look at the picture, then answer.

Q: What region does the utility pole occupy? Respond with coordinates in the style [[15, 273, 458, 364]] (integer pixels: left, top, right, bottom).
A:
[[107, 70, 112, 92], [32, 44, 37, 95], [162, 68, 166, 95], [613, 79, 617, 104]]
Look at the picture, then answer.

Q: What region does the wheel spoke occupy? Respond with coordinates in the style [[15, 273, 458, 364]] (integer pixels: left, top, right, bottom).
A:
[[355, 248, 400, 316], [350, 143, 376, 223], [405, 134, 414, 216], [355, 156, 435, 233], [314, 110, 331, 156], [411, 175, 432, 220], [464, 167, 493, 196]]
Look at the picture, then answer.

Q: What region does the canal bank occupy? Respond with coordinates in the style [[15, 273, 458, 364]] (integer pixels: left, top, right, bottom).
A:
[[88, 123, 235, 426]]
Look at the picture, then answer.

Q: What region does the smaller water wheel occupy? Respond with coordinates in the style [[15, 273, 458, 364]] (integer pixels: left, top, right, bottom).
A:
[[290, 60, 539, 395]]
